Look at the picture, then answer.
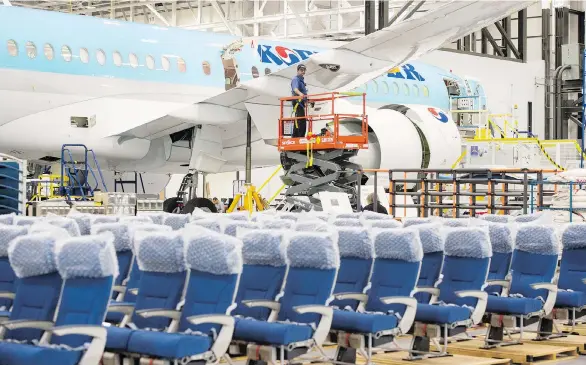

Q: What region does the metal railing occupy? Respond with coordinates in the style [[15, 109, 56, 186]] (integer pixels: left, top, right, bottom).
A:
[[356, 168, 561, 218]]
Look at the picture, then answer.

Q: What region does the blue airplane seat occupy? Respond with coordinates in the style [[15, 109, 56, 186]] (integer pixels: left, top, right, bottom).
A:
[[188, 218, 222, 232], [293, 221, 330, 232], [409, 226, 491, 359], [0, 214, 14, 225], [360, 211, 394, 221], [332, 219, 363, 227], [106, 223, 173, 324], [66, 211, 92, 235], [330, 227, 375, 311], [553, 223, 586, 329], [104, 230, 188, 357], [0, 224, 28, 312], [330, 228, 421, 365], [483, 222, 514, 296], [483, 224, 558, 347], [0, 232, 64, 343], [440, 218, 469, 227], [12, 216, 40, 226], [411, 223, 445, 304], [233, 230, 339, 364], [233, 229, 288, 320], [479, 214, 510, 223], [367, 220, 402, 229], [40, 217, 81, 237], [222, 220, 258, 237], [0, 233, 118, 365], [259, 219, 294, 229], [162, 214, 190, 230], [402, 217, 434, 228], [124, 227, 243, 363]]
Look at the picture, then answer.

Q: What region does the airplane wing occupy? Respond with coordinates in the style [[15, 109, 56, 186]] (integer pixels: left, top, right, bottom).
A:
[[121, 0, 536, 139]]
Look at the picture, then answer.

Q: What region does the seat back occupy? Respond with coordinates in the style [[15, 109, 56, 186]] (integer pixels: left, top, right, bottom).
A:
[[188, 219, 222, 233], [277, 231, 339, 324], [162, 214, 191, 231], [0, 224, 29, 310], [440, 218, 469, 227], [91, 222, 134, 287], [366, 220, 402, 229], [509, 225, 559, 299], [6, 230, 67, 341], [259, 219, 294, 230], [479, 214, 510, 223], [559, 224, 586, 292], [123, 223, 173, 304], [483, 222, 514, 295], [132, 230, 188, 329], [178, 228, 243, 334], [0, 213, 15, 225], [403, 217, 434, 228], [50, 233, 118, 348], [437, 227, 491, 307], [412, 223, 445, 303], [332, 219, 363, 227], [365, 228, 422, 314], [43, 217, 81, 237], [293, 221, 330, 232], [330, 227, 374, 310], [233, 228, 288, 320], [222, 221, 258, 237]]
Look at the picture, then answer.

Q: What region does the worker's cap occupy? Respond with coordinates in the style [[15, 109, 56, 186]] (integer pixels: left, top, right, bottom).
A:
[[297, 64, 306, 71]]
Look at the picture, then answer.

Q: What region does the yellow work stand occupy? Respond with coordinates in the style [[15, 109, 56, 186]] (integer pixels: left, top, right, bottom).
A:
[[227, 184, 269, 214]]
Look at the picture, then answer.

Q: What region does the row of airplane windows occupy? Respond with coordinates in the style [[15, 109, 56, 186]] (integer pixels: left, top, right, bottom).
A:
[[6, 39, 193, 73], [354, 80, 431, 98]]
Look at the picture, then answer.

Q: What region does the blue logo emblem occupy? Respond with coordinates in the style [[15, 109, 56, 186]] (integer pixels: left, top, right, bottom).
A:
[[257, 45, 316, 66], [428, 107, 448, 123], [387, 64, 425, 81]]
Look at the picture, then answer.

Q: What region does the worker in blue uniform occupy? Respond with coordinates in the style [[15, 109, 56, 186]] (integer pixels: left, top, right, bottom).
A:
[[291, 64, 308, 138]]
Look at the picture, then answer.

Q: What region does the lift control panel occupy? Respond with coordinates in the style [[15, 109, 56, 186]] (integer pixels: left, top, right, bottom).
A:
[[277, 92, 369, 152]]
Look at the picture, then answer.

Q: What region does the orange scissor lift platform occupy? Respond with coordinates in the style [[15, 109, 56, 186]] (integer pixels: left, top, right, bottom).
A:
[[277, 92, 369, 211], [278, 92, 369, 151]]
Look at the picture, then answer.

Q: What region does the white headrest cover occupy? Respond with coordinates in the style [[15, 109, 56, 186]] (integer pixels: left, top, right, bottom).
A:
[[55, 233, 119, 279]]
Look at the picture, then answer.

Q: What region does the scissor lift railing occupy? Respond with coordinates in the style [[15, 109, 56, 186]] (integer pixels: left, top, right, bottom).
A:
[[278, 92, 368, 151], [277, 92, 369, 211]]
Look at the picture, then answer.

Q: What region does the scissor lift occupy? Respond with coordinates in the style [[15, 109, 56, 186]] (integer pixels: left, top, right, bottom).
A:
[[278, 92, 368, 211]]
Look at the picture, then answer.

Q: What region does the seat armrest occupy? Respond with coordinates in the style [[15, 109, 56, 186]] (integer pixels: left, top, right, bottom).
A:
[[582, 278, 586, 284], [334, 292, 368, 305], [243, 300, 281, 321], [486, 280, 510, 288], [530, 282, 558, 315], [136, 309, 181, 320], [187, 314, 235, 361], [108, 304, 135, 315], [0, 292, 15, 300], [112, 285, 126, 293], [455, 290, 488, 325], [52, 325, 107, 365], [293, 305, 333, 346], [413, 287, 440, 303], [380, 296, 417, 334], [127, 288, 138, 296], [1, 320, 54, 331]]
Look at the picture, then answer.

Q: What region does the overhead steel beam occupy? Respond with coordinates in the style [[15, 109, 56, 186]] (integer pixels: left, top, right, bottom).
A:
[[1, 0, 11, 5], [517, 9, 527, 62], [542, 7, 552, 139], [210, 0, 238, 35], [146, 4, 170, 26], [387, 0, 413, 27], [500, 17, 511, 57], [481, 28, 505, 57], [481, 28, 488, 54], [494, 21, 521, 59], [403, 0, 425, 21], [287, 1, 308, 36]]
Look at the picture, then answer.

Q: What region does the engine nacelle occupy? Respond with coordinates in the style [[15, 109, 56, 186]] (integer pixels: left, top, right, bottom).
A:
[[336, 103, 461, 186]]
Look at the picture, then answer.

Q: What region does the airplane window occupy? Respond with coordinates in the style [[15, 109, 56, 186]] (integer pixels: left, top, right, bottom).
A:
[[392, 82, 399, 95], [25, 41, 36, 59], [61, 45, 72, 62], [44, 44, 54, 60], [371, 80, 378, 93], [113, 51, 122, 67], [264, 67, 271, 75], [129, 53, 138, 68], [146, 55, 155, 70], [202, 61, 212, 75], [412, 84, 419, 97], [7, 40, 17, 57], [80, 48, 89, 64], [422, 85, 429, 97], [381, 81, 389, 94], [177, 58, 186, 73], [251, 66, 259, 78], [403, 83, 409, 96], [162, 56, 170, 71], [96, 49, 106, 65]]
